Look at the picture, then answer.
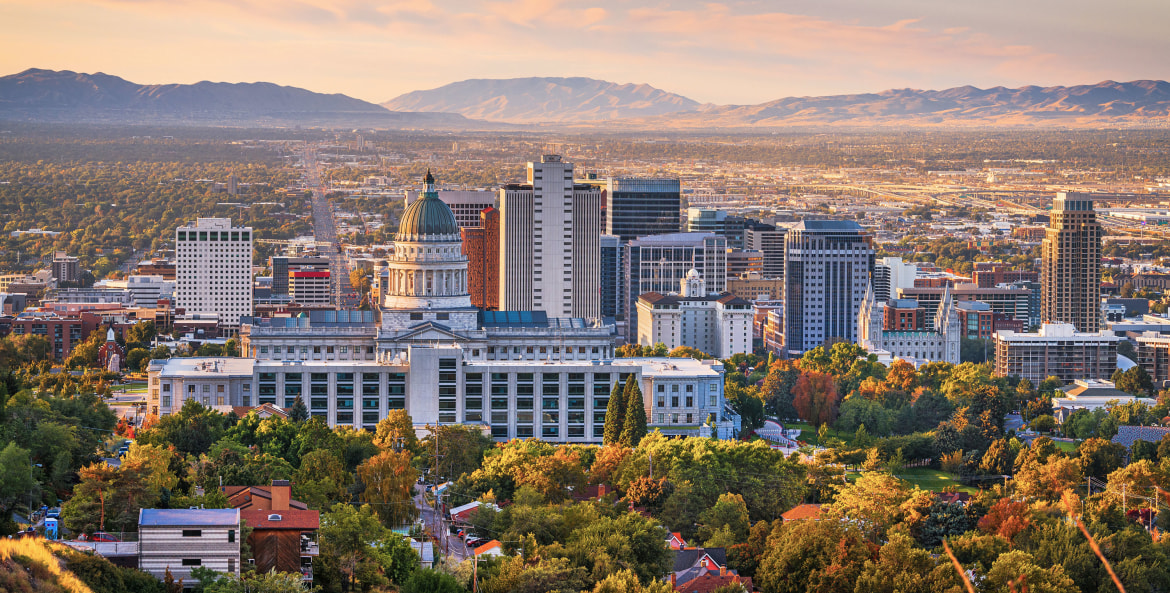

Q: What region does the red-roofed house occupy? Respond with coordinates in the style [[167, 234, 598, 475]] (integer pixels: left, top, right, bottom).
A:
[[675, 571, 753, 593], [781, 503, 824, 522], [667, 532, 687, 550], [473, 539, 504, 558], [240, 509, 319, 582]]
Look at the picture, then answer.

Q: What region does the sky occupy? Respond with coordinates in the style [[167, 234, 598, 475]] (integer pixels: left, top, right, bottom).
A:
[[2, 0, 1168, 105]]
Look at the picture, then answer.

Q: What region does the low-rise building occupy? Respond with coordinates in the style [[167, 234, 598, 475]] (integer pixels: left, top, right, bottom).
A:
[[1052, 379, 1154, 414], [993, 323, 1120, 383], [636, 270, 752, 358], [138, 508, 241, 583]]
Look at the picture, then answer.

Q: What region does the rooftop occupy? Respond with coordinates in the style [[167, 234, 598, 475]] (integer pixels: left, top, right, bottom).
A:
[[629, 232, 719, 246], [139, 508, 239, 527], [792, 220, 864, 231]]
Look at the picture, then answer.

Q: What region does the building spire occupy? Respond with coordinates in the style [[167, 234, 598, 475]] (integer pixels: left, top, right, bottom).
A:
[[423, 169, 436, 196]]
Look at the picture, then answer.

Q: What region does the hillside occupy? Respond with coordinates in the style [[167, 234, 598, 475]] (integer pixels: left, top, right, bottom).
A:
[[0, 68, 487, 128], [636, 80, 1170, 128], [382, 76, 702, 123]]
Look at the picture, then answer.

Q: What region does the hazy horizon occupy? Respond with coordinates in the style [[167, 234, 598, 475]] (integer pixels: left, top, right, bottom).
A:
[[3, 0, 1169, 105]]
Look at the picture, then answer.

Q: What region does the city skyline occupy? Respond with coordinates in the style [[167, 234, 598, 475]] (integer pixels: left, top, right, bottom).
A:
[[3, 0, 1168, 105]]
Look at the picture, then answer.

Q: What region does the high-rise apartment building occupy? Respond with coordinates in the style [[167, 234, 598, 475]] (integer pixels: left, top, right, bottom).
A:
[[587, 178, 681, 241], [498, 156, 602, 318], [600, 234, 623, 320], [462, 206, 500, 310], [175, 218, 253, 329], [1041, 192, 1102, 332], [872, 257, 917, 303], [623, 232, 727, 340], [744, 224, 786, 279], [51, 252, 80, 283], [783, 221, 874, 356]]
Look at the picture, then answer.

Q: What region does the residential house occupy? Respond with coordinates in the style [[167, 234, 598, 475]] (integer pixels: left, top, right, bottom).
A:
[[228, 480, 319, 583], [666, 532, 687, 550], [138, 508, 241, 584], [474, 540, 505, 558], [449, 501, 499, 525], [672, 548, 738, 589], [675, 571, 754, 593], [240, 509, 318, 582], [780, 504, 824, 522]]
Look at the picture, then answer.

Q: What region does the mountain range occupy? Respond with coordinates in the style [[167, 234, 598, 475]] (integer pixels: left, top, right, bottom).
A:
[[2, 69, 1170, 128], [0, 68, 476, 127], [382, 77, 702, 123]]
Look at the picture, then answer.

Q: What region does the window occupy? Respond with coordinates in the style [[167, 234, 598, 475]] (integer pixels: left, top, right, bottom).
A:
[[182, 559, 201, 566], [229, 529, 235, 543], [182, 529, 202, 537]]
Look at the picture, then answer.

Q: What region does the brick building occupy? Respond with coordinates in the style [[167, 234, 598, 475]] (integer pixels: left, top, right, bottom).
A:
[[462, 206, 500, 310]]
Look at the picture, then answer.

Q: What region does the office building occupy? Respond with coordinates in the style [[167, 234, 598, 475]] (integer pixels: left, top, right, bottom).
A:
[[744, 224, 786, 279], [726, 250, 765, 281], [289, 270, 331, 305], [882, 299, 925, 331], [1137, 332, 1170, 387], [176, 218, 253, 329], [580, 177, 680, 241], [498, 156, 603, 318], [271, 256, 331, 297], [973, 262, 1039, 288], [405, 189, 497, 229], [687, 208, 749, 249], [624, 233, 727, 341], [783, 221, 874, 356], [897, 284, 1032, 331], [600, 234, 623, 319], [873, 257, 917, 303], [462, 207, 500, 311], [1041, 193, 1103, 332], [51, 252, 80, 283], [956, 301, 1025, 339], [992, 323, 1119, 382], [636, 270, 753, 358], [727, 272, 784, 301]]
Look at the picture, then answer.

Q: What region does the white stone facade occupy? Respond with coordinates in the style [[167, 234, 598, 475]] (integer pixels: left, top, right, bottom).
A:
[[858, 285, 961, 365], [635, 271, 753, 358]]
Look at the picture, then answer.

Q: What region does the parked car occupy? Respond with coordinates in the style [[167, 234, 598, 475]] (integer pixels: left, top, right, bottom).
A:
[[90, 531, 120, 542]]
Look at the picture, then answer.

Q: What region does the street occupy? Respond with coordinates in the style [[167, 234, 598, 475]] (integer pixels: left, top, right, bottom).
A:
[[413, 485, 471, 563], [300, 147, 358, 309]]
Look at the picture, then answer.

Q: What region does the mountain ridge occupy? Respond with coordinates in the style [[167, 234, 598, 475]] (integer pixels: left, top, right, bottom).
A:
[[382, 76, 703, 123]]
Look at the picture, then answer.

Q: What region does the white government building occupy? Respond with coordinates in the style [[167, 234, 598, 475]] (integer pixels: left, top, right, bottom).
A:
[[635, 269, 753, 358], [150, 172, 736, 442]]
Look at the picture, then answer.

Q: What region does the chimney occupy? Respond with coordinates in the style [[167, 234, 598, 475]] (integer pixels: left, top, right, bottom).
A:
[[719, 566, 726, 576], [271, 480, 291, 511], [670, 573, 676, 587], [597, 484, 606, 498]]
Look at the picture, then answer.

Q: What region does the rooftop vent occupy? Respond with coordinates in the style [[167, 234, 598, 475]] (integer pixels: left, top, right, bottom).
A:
[[268, 514, 282, 521]]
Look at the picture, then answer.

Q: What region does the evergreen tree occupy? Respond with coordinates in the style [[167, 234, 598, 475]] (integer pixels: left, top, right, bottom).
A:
[[288, 396, 309, 422], [603, 381, 626, 446], [620, 376, 648, 447]]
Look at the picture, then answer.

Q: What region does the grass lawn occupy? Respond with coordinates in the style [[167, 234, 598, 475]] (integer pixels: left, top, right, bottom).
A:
[[895, 468, 980, 494], [1054, 440, 1079, 453]]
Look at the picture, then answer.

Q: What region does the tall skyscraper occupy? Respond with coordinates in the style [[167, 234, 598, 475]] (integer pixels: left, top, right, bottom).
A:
[[623, 232, 727, 339], [463, 206, 500, 310], [498, 155, 602, 318], [175, 218, 253, 329], [600, 234, 623, 320], [591, 178, 681, 241], [783, 221, 874, 356], [1041, 192, 1102, 332]]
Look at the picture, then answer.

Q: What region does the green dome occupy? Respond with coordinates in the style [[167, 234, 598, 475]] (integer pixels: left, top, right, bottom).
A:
[[397, 170, 459, 241]]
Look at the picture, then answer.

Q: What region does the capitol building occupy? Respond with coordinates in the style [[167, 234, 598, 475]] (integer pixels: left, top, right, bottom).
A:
[[149, 172, 734, 442]]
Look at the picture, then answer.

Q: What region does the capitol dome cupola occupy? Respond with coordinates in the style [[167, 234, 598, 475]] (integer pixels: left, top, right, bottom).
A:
[[396, 169, 460, 242]]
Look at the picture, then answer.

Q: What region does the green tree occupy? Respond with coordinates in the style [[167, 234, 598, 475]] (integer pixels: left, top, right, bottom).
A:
[[124, 348, 150, 373], [1115, 365, 1155, 397], [620, 376, 648, 447], [853, 532, 939, 593], [984, 550, 1080, 593], [1029, 414, 1056, 433], [287, 397, 309, 423], [697, 493, 750, 546], [421, 424, 492, 482], [137, 399, 234, 457], [293, 449, 352, 511], [126, 320, 157, 347], [603, 381, 626, 446], [373, 409, 420, 454], [1077, 437, 1126, 479], [561, 511, 672, 585], [62, 461, 157, 534], [0, 443, 34, 520], [401, 569, 465, 593], [756, 518, 871, 593], [319, 504, 393, 591]]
